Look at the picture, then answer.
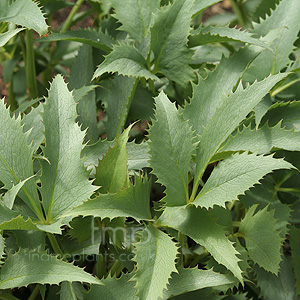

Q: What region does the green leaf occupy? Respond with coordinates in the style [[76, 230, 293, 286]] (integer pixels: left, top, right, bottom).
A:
[[290, 226, 300, 295], [60, 282, 84, 300], [220, 122, 300, 155], [93, 43, 159, 81], [188, 25, 272, 50], [98, 75, 138, 140], [0, 249, 101, 289], [127, 141, 150, 170], [182, 46, 263, 136], [0, 0, 48, 36], [148, 92, 196, 206], [239, 205, 282, 273], [163, 267, 238, 299], [111, 0, 160, 41], [85, 274, 138, 300], [254, 257, 298, 300], [61, 176, 151, 221], [69, 45, 98, 144], [193, 152, 293, 209], [193, 73, 287, 189], [21, 104, 44, 152], [40, 75, 96, 221], [0, 100, 41, 218], [262, 101, 300, 131], [251, 0, 280, 22], [131, 224, 178, 300], [73, 85, 97, 104], [38, 29, 114, 52], [244, 0, 300, 81], [13, 230, 45, 251], [2, 176, 35, 209], [192, 0, 222, 17], [159, 206, 243, 282], [0, 28, 25, 47], [254, 95, 273, 128], [95, 125, 132, 193], [150, 0, 194, 84]]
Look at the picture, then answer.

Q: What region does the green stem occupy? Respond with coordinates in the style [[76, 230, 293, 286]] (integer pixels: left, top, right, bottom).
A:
[[8, 79, 18, 111], [25, 30, 38, 99], [28, 285, 40, 300], [270, 77, 300, 97], [230, 0, 247, 27], [47, 233, 64, 258], [96, 249, 107, 279], [232, 221, 241, 228], [276, 187, 300, 193], [61, 0, 85, 32]]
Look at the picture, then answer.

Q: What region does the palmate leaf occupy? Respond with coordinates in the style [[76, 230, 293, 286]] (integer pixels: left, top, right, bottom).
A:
[[182, 45, 263, 136], [289, 226, 300, 295], [150, 0, 194, 84], [111, 0, 160, 41], [193, 152, 293, 209], [95, 125, 132, 193], [163, 267, 238, 299], [239, 205, 282, 274], [93, 43, 159, 81], [159, 206, 243, 282], [148, 92, 196, 206], [193, 73, 287, 188], [244, 0, 300, 82], [40, 75, 97, 221], [188, 25, 272, 50], [85, 274, 138, 300], [0, 249, 101, 289], [219, 122, 300, 155], [38, 29, 114, 52], [0, 0, 48, 36], [262, 100, 300, 131], [98, 75, 138, 140], [61, 176, 151, 222], [131, 224, 178, 300], [0, 100, 42, 218], [0, 28, 25, 47]]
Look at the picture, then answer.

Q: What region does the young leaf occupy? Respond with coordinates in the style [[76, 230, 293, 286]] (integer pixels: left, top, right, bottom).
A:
[[69, 45, 98, 144], [159, 206, 243, 282], [188, 25, 272, 50], [95, 125, 132, 193], [194, 73, 287, 189], [93, 43, 159, 81], [0, 0, 48, 36], [150, 0, 194, 84], [0, 249, 101, 289], [131, 224, 178, 300], [40, 75, 96, 221], [239, 205, 282, 274], [98, 75, 138, 140], [289, 226, 300, 295], [193, 152, 293, 209], [2, 176, 35, 209], [38, 29, 114, 52], [0, 100, 41, 218], [219, 122, 300, 155], [182, 46, 263, 136], [111, 0, 160, 41], [0, 28, 25, 47], [61, 177, 151, 222], [86, 274, 138, 300], [148, 92, 196, 206], [163, 267, 238, 299]]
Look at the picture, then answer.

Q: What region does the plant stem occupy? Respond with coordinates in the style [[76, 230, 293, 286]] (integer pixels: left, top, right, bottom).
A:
[[96, 249, 107, 279], [8, 79, 18, 111], [46, 233, 64, 258], [61, 0, 85, 32], [25, 30, 38, 99], [270, 77, 300, 97], [28, 285, 40, 300], [230, 0, 247, 27], [276, 187, 300, 193]]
